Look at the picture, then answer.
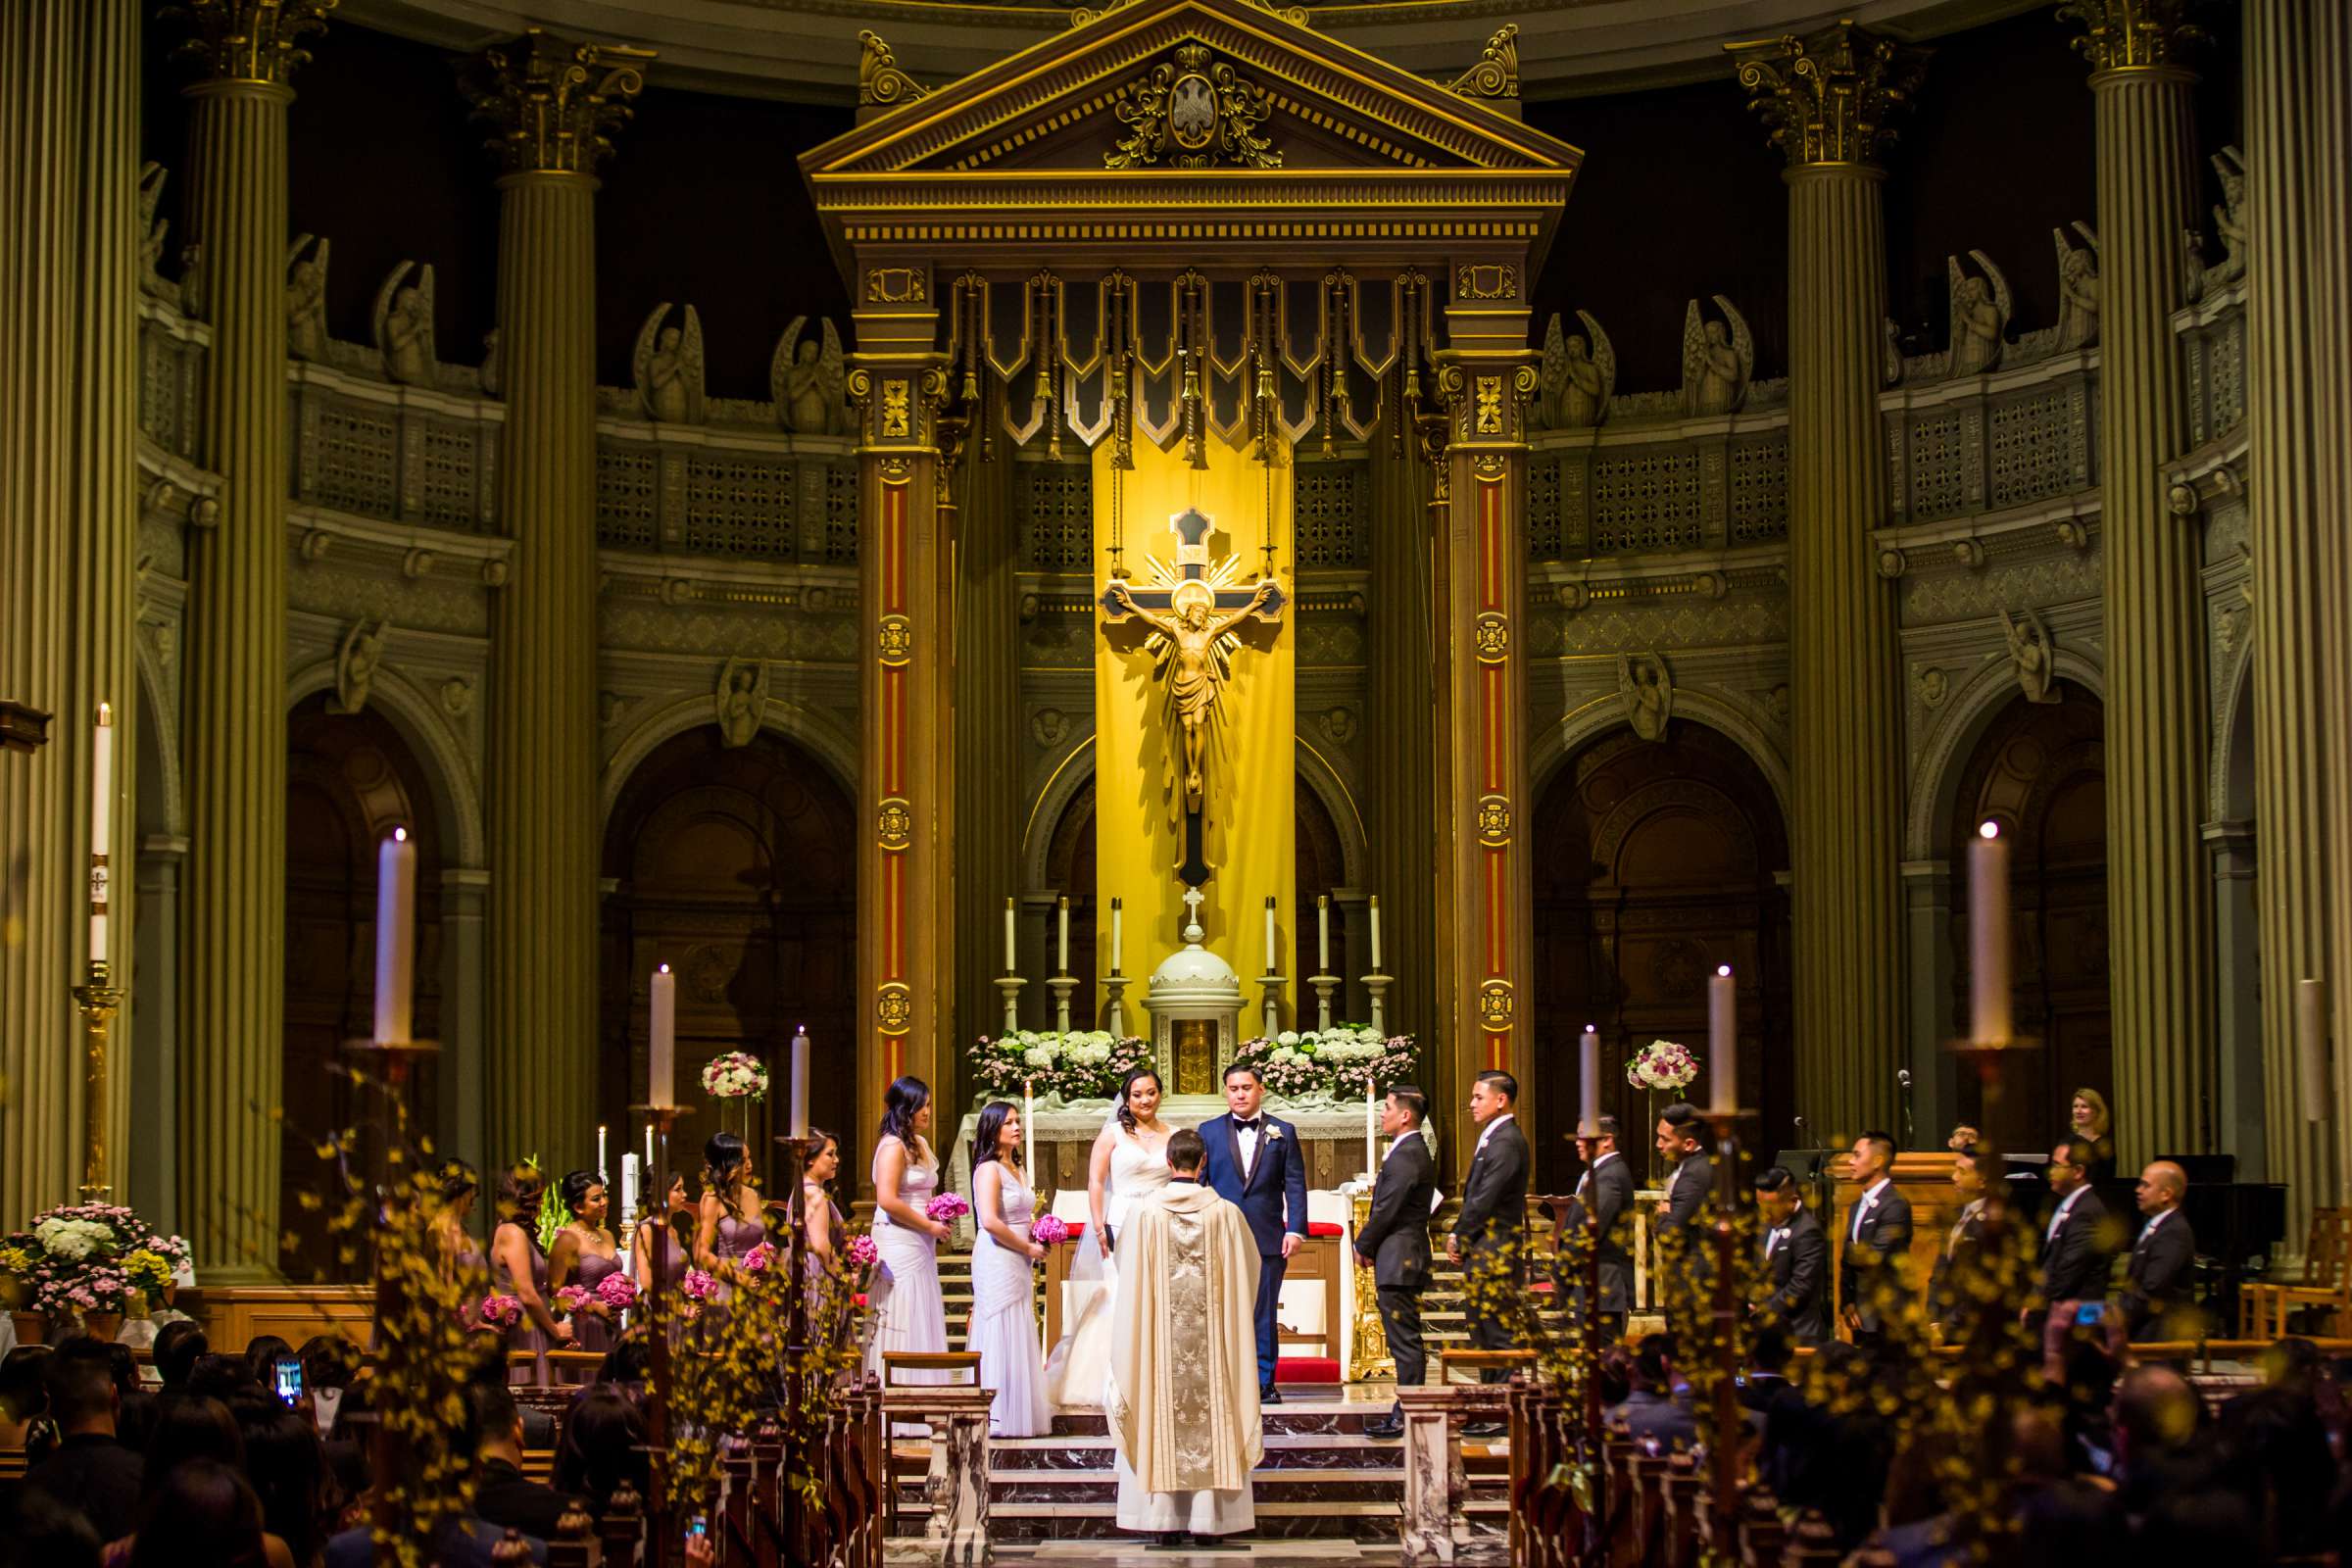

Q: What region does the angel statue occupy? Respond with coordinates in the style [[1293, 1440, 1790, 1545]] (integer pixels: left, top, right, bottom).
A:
[[772, 316, 849, 435], [2209, 145, 2247, 286], [1537, 310, 1614, 429], [1947, 250, 2012, 378], [372, 262, 437, 387], [1680, 296, 1752, 417], [2053, 223, 2100, 352], [2000, 608, 2058, 705], [1104, 575, 1277, 814], [286, 234, 329, 363], [330, 620, 387, 716], [138, 164, 176, 304], [1618, 651, 1673, 742], [634, 304, 706, 425], [715, 656, 768, 749]]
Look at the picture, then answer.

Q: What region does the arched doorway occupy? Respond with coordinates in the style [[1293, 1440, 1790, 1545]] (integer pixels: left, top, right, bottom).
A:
[[601, 726, 858, 1189], [284, 694, 445, 1282], [1947, 680, 2108, 1154], [1532, 723, 1793, 1193]]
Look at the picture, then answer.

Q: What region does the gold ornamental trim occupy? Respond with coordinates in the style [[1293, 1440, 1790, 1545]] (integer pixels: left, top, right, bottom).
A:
[[859, 30, 933, 108], [865, 266, 928, 303], [1726, 22, 1929, 172], [1477, 979, 1514, 1028], [168, 0, 336, 86], [1107, 42, 1282, 171], [1472, 611, 1508, 662], [878, 612, 914, 664], [465, 27, 654, 177], [1447, 25, 1519, 100], [876, 981, 914, 1034], [878, 796, 913, 850], [2055, 0, 2203, 75], [1475, 794, 1511, 847]]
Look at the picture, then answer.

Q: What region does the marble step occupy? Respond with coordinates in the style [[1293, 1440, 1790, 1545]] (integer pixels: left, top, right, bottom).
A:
[[989, 1434, 1405, 1473], [905, 1494, 1516, 1542]]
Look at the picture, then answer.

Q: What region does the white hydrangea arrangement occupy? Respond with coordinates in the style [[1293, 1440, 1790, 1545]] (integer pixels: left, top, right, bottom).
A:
[[1232, 1025, 1417, 1100], [970, 1029, 1151, 1100]]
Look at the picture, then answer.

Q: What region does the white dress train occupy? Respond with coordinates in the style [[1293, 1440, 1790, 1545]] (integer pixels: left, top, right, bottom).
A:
[[968, 1161, 1053, 1438], [864, 1136, 949, 1434], [1044, 1126, 1170, 1408]]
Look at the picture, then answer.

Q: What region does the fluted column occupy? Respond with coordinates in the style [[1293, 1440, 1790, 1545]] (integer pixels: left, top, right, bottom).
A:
[[2062, 0, 2215, 1159], [465, 31, 649, 1168], [1367, 392, 1439, 1050], [0, 0, 142, 1222], [953, 378, 1019, 1065], [1732, 24, 1928, 1139], [2318, 4, 2352, 1216], [2248, 0, 2352, 1236], [172, 1, 332, 1279]]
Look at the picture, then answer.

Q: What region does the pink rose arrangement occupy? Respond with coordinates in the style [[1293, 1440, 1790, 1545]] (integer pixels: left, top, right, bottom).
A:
[[476, 1294, 522, 1329], [1032, 1215, 1071, 1246], [594, 1272, 638, 1311], [553, 1284, 591, 1314], [923, 1193, 970, 1225], [742, 1242, 776, 1274], [846, 1234, 878, 1269], [682, 1269, 720, 1301]]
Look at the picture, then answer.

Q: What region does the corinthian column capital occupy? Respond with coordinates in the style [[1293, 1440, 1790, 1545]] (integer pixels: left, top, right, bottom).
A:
[[1726, 22, 1931, 172], [165, 0, 334, 85], [463, 27, 654, 178], [2056, 0, 2205, 76]]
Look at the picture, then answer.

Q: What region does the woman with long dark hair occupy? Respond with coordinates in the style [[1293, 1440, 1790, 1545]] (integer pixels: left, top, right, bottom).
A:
[[632, 1170, 691, 1299], [865, 1076, 950, 1415], [693, 1132, 767, 1293], [490, 1162, 573, 1387], [1045, 1065, 1171, 1408], [968, 1101, 1051, 1436], [548, 1169, 622, 1377], [120, 1459, 283, 1568]]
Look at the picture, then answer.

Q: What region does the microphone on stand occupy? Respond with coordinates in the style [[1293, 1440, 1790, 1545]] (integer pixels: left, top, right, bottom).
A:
[[1896, 1069, 1915, 1152]]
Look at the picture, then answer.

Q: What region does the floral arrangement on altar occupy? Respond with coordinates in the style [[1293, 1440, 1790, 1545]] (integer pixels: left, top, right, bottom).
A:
[[967, 1029, 1151, 1102], [1626, 1039, 1699, 1093], [0, 1202, 190, 1319], [701, 1051, 768, 1101], [1230, 1025, 1418, 1102]]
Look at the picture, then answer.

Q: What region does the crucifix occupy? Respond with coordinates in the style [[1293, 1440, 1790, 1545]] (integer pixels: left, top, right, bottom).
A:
[[1100, 505, 1286, 887]]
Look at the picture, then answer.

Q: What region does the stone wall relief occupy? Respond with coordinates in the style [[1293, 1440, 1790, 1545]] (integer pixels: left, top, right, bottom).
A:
[[715, 656, 770, 747], [138, 164, 178, 307], [1999, 607, 2057, 705], [1680, 296, 1753, 416], [286, 234, 329, 363], [1947, 250, 2012, 378], [1618, 651, 1674, 740], [1533, 309, 1614, 430], [634, 304, 708, 425], [330, 619, 388, 715], [771, 317, 851, 435], [372, 262, 438, 388], [2186, 145, 2247, 303]]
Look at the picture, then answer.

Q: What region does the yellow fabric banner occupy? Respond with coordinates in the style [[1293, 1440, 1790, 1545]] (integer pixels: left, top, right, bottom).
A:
[[1092, 433, 1296, 1036]]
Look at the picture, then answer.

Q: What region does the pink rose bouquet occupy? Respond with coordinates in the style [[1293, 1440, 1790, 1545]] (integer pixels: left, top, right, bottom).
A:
[[476, 1294, 522, 1330], [682, 1269, 719, 1301], [923, 1193, 970, 1225], [1032, 1215, 1071, 1246], [553, 1285, 591, 1314], [594, 1273, 638, 1311], [847, 1234, 878, 1269], [742, 1242, 776, 1274]]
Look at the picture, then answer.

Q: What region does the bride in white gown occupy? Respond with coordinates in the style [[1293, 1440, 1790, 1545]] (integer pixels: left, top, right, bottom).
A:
[[1045, 1065, 1171, 1408]]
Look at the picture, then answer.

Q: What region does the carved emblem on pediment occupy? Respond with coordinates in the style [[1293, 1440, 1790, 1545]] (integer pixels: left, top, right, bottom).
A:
[[1106, 43, 1280, 172]]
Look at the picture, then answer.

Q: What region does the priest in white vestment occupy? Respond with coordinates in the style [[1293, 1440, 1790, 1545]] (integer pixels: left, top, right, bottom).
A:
[[1106, 1126, 1263, 1544]]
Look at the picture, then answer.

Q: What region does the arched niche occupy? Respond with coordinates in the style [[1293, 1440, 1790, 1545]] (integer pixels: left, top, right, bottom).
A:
[[1531, 719, 1793, 1193], [1945, 679, 2108, 1155], [282, 693, 447, 1283], [600, 725, 858, 1178]]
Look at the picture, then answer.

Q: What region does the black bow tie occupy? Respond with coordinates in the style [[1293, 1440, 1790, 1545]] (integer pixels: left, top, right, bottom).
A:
[[1235, 1117, 1262, 1131]]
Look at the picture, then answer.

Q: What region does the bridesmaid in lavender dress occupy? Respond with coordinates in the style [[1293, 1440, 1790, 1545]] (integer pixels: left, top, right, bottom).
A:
[[548, 1170, 622, 1383], [866, 1076, 951, 1433], [491, 1163, 576, 1387], [968, 1102, 1051, 1437], [694, 1132, 770, 1300], [633, 1171, 691, 1295], [433, 1160, 490, 1324]]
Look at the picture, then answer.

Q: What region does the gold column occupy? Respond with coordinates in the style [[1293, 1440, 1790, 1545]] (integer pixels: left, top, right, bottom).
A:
[[953, 379, 1019, 1065], [2247, 0, 2351, 1235], [170, 1, 334, 1279], [2323, 5, 2352, 1207], [0, 0, 142, 1221], [2060, 0, 2214, 1159], [1731, 23, 1927, 1140], [1431, 275, 1538, 1162], [465, 31, 649, 1169], [848, 274, 956, 1151]]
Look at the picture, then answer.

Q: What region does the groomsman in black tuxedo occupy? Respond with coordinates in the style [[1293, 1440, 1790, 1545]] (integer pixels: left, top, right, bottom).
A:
[[1654, 1102, 1714, 1325], [2118, 1160, 2197, 1342], [1448, 1071, 1529, 1424], [1840, 1131, 1913, 1352], [1554, 1115, 1635, 1344], [1751, 1164, 1831, 1346], [1356, 1086, 1439, 1440], [2032, 1137, 2116, 1370]]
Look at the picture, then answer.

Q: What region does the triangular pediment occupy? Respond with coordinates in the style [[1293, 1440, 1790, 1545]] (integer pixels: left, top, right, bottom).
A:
[[805, 0, 1580, 181]]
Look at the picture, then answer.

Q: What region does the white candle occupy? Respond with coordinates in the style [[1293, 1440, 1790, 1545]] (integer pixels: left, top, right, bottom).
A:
[[1969, 821, 2012, 1046], [372, 828, 416, 1045], [88, 703, 112, 964], [1057, 897, 1070, 973], [1709, 964, 1736, 1117], [790, 1026, 809, 1139], [1110, 898, 1123, 976], [650, 963, 676, 1108], [597, 1124, 608, 1176], [1580, 1024, 1598, 1138], [644, 1124, 655, 1183], [1264, 896, 1278, 974], [1023, 1078, 1036, 1177], [2298, 978, 2330, 1119], [1369, 895, 1383, 970], [1317, 896, 1331, 971], [1004, 897, 1017, 974], [620, 1153, 639, 1229], [1365, 1075, 1377, 1178]]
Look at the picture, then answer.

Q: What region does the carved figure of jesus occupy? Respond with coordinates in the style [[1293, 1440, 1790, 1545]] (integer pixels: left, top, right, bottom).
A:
[[1107, 575, 1276, 813]]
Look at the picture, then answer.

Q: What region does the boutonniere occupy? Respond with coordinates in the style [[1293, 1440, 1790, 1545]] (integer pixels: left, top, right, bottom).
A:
[[1264, 1126, 1284, 1144]]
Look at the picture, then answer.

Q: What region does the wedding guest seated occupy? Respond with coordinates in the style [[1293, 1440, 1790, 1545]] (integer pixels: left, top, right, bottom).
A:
[[323, 1388, 547, 1568], [0, 1346, 56, 1460], [184, 1352, 261, 1403], [23, 1352, 142, 1537], [112, 1458, 292, 1568], [595, 1331, 652, 1391], [1606, 1334, 1696, 1450], [233, 1397, 331, 1568], [553, 1384, 648, 1518], [149, 1323, 206, 1395], [1764, 1342, 1888, 1551], [1738, 1326, 1803, 1428], [241, 1336, 295, 1395], [0, 1482, 101, 1568], [469, 1383, 584, 1540]]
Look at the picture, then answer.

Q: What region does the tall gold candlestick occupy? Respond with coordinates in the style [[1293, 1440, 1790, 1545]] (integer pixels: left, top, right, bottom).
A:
[[74, 959, 122, 1200]]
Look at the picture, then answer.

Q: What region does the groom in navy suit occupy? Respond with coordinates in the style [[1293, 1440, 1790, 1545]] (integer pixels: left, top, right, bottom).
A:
[[1199, 1062, 1311, 1402]]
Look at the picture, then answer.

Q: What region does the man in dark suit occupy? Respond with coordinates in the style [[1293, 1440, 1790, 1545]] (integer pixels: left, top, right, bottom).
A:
[[1554, 1115, 1635, 1344], [2117, 1159, 2195, 1342], [1929, 1142, 1990, 1335], [1356, 1085, 1440, 1440], [1448, 1070, 1530, 1421], [23, 1352, 142, 1539], [1838, 1130, 1911, 1352], [1653, 1102, 1714, 1325], [1751, 1165, 1830, 1346], [1198, 1061, 1312, 1401], [469, 1383, 589, 1541], [2032, 1136, 2117, 1373]]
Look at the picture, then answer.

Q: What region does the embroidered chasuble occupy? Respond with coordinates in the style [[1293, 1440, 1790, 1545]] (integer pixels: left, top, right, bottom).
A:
[[1107, 1180, 1262, 1531]]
